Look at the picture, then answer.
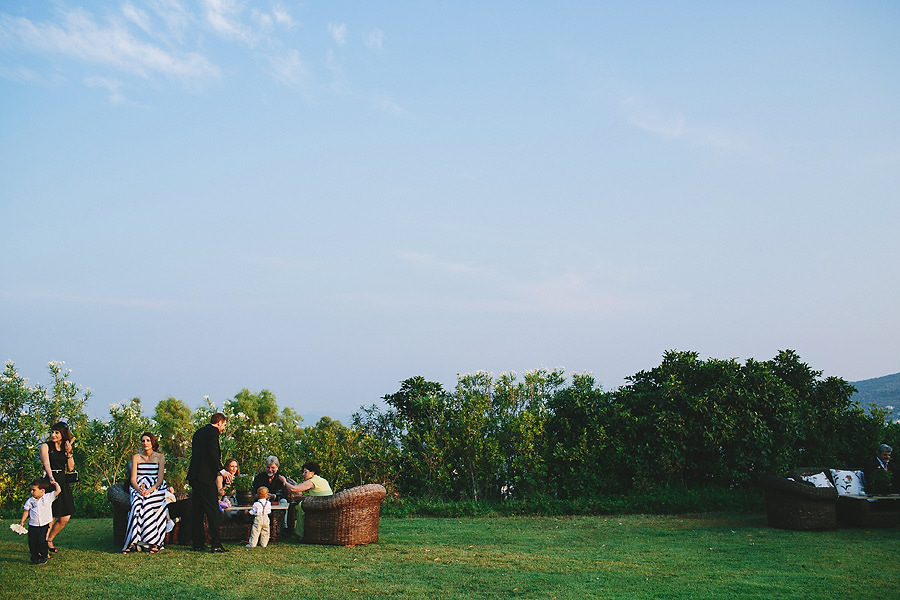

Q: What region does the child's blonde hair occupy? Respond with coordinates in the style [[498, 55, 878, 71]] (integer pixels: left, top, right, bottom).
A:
[[257, 486, 269, 499]]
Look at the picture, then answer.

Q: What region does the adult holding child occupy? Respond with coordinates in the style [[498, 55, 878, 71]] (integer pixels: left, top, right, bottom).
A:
[[39, 421, 75, 553], [187, 412, 233, 553], [122, 432, 168, 554]]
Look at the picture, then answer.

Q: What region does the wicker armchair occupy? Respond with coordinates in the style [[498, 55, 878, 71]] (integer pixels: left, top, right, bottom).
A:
[[301, 484, 387, 546], [760, 467, 838, 531], [107, 481, 131, 547]]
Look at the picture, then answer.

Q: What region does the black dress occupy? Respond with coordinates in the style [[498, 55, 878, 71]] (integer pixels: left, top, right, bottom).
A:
[[47, 444, 74, 517]]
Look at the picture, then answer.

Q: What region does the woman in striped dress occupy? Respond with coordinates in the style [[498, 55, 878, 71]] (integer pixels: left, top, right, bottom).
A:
[[122, 432, 168, 554]]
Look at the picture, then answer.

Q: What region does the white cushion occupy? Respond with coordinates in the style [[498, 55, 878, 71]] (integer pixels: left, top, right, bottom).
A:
[[800, 471, 834, 488], [830, 469, 864, 495]]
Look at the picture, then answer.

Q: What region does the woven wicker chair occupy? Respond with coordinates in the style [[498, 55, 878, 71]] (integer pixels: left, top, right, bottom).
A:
[[301, 484, 386, 546], [107, 481, 131, 547], [761, 467, 838, 531]]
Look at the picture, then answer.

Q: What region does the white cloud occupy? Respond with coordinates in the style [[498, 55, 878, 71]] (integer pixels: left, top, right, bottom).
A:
[[374, 92, 405, 116], [365, 27, 384, 50], [399, 252, 484, 276], [328, 22, 346, 46], [0, 288, 177, 311], [146, 0, 192, 43], [203, 0, 253, 44], [267, 48, 310, 89], [122, 2, 153, 35], [272, 4, 293, 27], [621, 95, 747, 151], [84, 75, 126, 104], [395, 252, 661, 317], [0, 9, 219, 85]]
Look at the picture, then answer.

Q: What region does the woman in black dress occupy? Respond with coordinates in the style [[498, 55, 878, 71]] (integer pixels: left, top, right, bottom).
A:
[[39, 421, 75, 552]]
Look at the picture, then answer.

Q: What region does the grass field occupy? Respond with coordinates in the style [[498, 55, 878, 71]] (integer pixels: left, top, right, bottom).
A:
[[1, 513, 898, 599]]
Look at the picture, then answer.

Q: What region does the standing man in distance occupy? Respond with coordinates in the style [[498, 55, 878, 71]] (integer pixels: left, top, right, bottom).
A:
[[187, 412, 233, 552]]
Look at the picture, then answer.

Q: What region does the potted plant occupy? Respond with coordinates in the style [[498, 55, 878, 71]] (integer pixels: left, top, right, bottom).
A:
[[233, 475, 255, 506]]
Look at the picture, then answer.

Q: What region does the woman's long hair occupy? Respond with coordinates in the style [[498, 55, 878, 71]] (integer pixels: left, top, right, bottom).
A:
[[47, 421, 72, 449]]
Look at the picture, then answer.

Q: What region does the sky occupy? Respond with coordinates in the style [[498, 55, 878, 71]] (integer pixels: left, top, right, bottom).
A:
[[2, 1, 899, 425]]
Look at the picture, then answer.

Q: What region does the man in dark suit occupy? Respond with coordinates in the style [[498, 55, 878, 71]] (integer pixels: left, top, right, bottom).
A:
[[863, 444, 899, 494], [187, 412, 233, 552]]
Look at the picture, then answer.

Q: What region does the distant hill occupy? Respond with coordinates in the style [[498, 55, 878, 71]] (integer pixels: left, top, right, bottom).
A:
[[850, 372, 900, 420]]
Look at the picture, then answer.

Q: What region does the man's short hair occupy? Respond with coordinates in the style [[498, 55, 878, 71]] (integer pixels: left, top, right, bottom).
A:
[[210, 412, 227, 425], [879, 444, 893, 454], [265, 455, 279, 467]]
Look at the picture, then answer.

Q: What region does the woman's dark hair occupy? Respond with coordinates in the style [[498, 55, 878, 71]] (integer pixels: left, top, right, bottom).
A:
[[47, 421, 72, 448], [140, 432, 160, 452], [302, 461, 321, 475]]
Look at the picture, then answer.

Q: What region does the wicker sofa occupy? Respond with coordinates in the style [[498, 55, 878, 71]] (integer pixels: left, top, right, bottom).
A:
[[760, 467, 838, 531], [301, 484, 387, 546], [826, 468, 900, 528]]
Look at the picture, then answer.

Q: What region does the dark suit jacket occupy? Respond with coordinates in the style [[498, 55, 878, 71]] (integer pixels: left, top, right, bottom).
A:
[[863, 458, 899, 493], [187, 424, 224, 486]]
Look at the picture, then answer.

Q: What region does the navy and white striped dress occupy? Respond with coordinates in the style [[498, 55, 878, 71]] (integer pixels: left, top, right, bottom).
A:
[[122, 462, 168, 550]]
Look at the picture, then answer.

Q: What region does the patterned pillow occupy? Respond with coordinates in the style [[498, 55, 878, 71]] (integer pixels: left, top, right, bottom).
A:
[[829, 469, 864, 495], [800, 471, 834, 488]]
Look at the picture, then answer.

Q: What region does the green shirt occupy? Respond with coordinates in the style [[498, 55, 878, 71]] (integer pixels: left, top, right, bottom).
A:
[[306, 474, 333, 496]]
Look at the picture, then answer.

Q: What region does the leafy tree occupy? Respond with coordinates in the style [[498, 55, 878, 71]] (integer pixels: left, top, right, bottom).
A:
[[350, 404, 401, 494], [153, 396, 193, 490], [546, 372, 614, 497], [383, 376, 455, 498], [0, 361, 91, 509]]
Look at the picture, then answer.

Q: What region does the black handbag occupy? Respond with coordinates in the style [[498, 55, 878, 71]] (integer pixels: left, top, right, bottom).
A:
[[65, 471, 79, 484]]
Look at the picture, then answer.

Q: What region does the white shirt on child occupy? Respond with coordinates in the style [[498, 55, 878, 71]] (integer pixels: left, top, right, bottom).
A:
[[23, 491, 57, 527], [249, 498, 271, 516]]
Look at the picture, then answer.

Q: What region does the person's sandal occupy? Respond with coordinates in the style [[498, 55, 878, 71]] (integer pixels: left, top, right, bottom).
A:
[[47, 542, 58, 553]]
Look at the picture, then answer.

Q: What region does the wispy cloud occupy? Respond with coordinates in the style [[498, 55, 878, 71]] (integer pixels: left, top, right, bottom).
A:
[[84, 75, 126, 104], [328, 22, 346, 46], [202, 0, 253, 44], [0, 288, 178, 311], [395, 252, 660, 317], [365, 28, 384, 51], [374, 93, 405, 116], [398, 252, 485, 276], [266, 48, 310, 89], [0, 9, 220, 85], [621, 95, 747, 151]]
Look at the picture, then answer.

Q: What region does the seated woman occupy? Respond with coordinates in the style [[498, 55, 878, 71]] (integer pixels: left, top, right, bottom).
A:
[[216, 458, 240, 504], [284, 461, 333, 497], [122, 432, 168, 554], [283, 461, 332, 538]]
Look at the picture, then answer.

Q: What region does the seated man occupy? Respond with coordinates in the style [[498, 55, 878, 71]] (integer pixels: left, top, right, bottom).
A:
[[252, 456, 289, 500], [863, 444, 899, 494], [252, 456, 297, 534]]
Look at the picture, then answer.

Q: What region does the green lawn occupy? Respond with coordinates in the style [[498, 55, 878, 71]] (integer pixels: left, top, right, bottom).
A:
[[1, 514, 897, 599]]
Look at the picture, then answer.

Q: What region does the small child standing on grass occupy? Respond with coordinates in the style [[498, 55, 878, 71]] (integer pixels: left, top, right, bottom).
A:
[[246, 486, 271, 548], [20, 478, 61, 565]]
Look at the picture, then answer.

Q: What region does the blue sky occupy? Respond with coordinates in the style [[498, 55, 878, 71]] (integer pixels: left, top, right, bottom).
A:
[[2, 1, 898, 424]]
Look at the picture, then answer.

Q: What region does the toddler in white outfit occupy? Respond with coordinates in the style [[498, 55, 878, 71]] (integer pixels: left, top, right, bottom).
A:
[[246, 486, 271, 548]]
